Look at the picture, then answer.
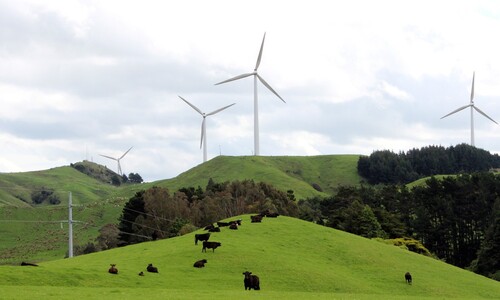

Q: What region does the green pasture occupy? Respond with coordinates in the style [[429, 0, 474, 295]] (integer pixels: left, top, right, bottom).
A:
[[1, 216, 498, 299]]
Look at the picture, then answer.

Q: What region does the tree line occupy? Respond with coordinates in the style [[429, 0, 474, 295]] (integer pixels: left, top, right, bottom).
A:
[[358, 144, 500, 184], [297, 172, 500, 280], [84, 179, 298, 253]]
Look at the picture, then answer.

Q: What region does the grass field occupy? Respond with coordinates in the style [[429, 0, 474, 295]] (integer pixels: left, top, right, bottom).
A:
[[0, 215, 498, 299]]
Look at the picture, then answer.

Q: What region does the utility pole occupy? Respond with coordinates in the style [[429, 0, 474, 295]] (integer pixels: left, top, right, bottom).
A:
[[68, 192, 73, 258]]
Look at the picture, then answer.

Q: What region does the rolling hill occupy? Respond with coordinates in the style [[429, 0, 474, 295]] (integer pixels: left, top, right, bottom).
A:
[[0, 215, 498, 299], [0, 154, 362, 264]]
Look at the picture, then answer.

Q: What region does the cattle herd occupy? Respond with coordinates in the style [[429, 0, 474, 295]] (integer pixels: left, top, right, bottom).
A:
[[107, 210, 414, 290]]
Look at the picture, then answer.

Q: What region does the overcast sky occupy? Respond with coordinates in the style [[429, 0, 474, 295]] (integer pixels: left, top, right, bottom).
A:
[[2, 0, 500, 182]]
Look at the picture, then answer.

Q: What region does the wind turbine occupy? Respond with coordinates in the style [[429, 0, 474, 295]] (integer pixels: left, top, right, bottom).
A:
[[99, 146, 133, 176], [441, 72, 498, 147], [179, 96, 235, 162], [215, 32, 285, 156]]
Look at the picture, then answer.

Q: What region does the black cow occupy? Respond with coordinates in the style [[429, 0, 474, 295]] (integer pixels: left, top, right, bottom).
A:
[[208, 227, 221, 232], [147, 263, 159, 273], [204, 224, 215, 231], [195, 233, 211, 245], [229, 223, 238, 230], [266, 212, 279, 218], [217, 221, 230, 227], [193, 259, 208, 268], [202, 241, 221, 253], [229, 219, 242, 226], [20, 262, 38, 267], [251, 215, 263, 223], [243, 271, 260, 290], [405, 272, 412, 284], [108, 264, 118, 274]]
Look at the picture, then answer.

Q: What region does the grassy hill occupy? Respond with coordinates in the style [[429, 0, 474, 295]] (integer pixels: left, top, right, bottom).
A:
[[0, 154, 362, 264], [144, 155, 362, 200], [0, 215, 498, 299]]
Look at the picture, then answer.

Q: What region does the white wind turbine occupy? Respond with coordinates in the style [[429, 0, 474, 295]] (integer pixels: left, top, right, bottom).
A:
[[215, 32, 285, 156], [179, 96, 235, 162], [99, 146, 133, 176], [441, 72, 498, 147]]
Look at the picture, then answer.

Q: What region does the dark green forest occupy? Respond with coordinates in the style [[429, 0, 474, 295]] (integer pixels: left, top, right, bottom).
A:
[[357, 144, 500, 184]]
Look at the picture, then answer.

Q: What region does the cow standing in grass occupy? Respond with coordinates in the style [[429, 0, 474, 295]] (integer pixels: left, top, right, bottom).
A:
[[405, 272, 412, 284], [195, 233, 211, 245], [243, 271, 260, 290], [202, 241, 221, 253]]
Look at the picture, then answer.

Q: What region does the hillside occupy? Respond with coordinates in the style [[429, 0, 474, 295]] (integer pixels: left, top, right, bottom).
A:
[[0, 215, 498, 299], [0, 154, 362, 264], [145, 155, 362, 200]]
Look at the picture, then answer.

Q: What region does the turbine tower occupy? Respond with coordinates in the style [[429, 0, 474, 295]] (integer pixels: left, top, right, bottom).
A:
[[215, 32, 285, 156], [179, 96, 235, 162], [99, 146, 133, 176], [441, 72, 498, 147]]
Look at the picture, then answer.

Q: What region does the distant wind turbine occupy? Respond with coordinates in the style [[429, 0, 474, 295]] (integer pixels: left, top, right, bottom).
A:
[[441, 72, 498, 147], [215, 32, 285, 156], [179, 96, 235, 162], [99, 146, 133, 176]]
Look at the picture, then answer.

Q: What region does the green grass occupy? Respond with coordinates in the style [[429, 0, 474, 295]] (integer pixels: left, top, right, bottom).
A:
[[0, 216, 498, 299]]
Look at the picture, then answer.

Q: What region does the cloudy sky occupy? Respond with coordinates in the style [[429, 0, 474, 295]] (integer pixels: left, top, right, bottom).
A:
[[2, 0, 500, 182]]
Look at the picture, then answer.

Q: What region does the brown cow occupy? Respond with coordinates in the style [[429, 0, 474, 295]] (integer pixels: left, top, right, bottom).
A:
[[193, 259, 208, 268], [108, 264, 118, 274], [202, 241, 221, 253]]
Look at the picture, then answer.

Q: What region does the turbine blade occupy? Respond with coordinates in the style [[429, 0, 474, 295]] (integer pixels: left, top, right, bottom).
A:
[[120, 146, 133, 160], [471, 72, 475, 103], [179, 96, 203, 115], [474, 106, 498, 124], [200, 118, 206, 149], [440, 104, 471, 119], [215, 72, 254, 85], [255, 33, 266, 71], [206, 103, 236, 116], [99, 154, 118, 161], [256, 74, 286, 103]]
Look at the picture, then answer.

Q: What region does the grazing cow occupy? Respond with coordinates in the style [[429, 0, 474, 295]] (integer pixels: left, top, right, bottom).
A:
[[217, 221, 230, 227], [195, 233, 211, 245], [243, 271, 260, 290], [108, 264, 118, 274], [147, 263, 159, 273], [202, 241, 221, 253], [251, 215, 263, 223], [20, 262, 38, 267], [229, 223, 238, 230], [208, 226, 221, 232], [405, 272, 412, 284], [193, 259, 208, 268], [266, 212, 279, 218]]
